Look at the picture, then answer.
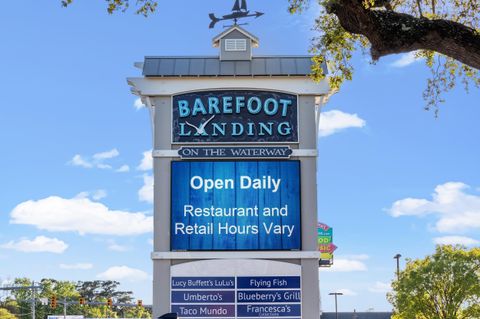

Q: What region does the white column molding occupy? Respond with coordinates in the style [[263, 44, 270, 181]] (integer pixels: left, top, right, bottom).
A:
[[151, 251, 321, 260]]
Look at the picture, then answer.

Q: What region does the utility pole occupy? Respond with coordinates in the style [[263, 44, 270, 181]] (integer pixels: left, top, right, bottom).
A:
[[31, 281, 36, 319], [0, 283, 42, 319], [63, 297, 67, 319], [329, 292, 343, 319], [394, 254, 402, 280]]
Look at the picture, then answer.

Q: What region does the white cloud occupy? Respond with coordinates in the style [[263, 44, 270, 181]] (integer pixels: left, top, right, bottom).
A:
[[134, 98, 145, 110], [389, 198, 431, 217], [138, 175, 154, 204], [92, 149, 119, 160], [336, 288, 357, 296], [68, 149, 120, 170], [391, 51, 421, 68], [433, 236, 479, 246], [75, 190, 107, 201], [320, 258, 367, 272], [70, 155, 93, 168], [59, 263, 93, 270], [137, 150, 153, 171], [96, 163, 112, 170], [108, 240, 130, 252], [319, 110, 366, 137], [388, 182, 480, 233], [97, 266, 148, 282], [10, 196, 153, 236], [116, 165, 130, 173], [1, 236, 68, 254], [75, 191, 90, 199], [92, 190, 107, 201], [368, 281, 392, 293]]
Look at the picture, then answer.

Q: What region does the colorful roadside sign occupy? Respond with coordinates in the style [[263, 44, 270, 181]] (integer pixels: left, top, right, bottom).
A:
[[320, 253, 333, 260], [317, 223, 335, 267], [318, 243, 337, 253]]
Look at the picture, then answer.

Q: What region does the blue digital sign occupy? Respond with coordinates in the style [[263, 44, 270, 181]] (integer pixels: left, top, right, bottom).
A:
[[171, 161, 301, 251]]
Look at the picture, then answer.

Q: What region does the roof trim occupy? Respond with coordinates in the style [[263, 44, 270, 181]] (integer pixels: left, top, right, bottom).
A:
[[212, 25, 259, 47], [142, 55, 314, 59]]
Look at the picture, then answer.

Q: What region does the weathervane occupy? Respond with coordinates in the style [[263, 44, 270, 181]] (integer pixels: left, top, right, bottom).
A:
[[209, 0, 264, 29]]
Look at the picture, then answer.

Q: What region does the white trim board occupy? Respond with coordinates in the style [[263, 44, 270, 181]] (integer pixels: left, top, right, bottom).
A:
[[128, 77, 330, 96], [151, 251, 321, 260]]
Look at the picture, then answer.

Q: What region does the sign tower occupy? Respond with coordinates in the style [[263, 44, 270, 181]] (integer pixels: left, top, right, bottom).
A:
[[128, 10, 333, 318]]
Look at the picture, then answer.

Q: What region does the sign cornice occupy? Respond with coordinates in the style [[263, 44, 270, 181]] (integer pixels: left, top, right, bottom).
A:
[[127, 77, 331, 96]]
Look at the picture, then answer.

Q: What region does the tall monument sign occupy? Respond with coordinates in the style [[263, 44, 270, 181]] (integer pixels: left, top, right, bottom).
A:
[[128, 15, 333, 318]]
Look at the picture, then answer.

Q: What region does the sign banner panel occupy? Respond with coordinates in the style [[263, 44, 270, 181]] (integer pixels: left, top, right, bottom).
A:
[[172, 90, 298, 143], [171, 304, 235, 318], [171, 291, 235, 303], [236, 276, 301, 289], [178, 146, 293, 159], [171, 161, 301, 251], [171, 276, 301, 319], [171, 277, 235, 289], [237, 304, 301, 317]]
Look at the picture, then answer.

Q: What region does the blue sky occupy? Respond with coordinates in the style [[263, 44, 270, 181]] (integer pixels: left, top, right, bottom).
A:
[[1, 0, 480, 313]]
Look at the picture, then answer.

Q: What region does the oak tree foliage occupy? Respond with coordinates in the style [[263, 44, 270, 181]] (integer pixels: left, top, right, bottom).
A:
[[0, 308, 16, 319], [387, 245, 480, 319], [61, 0, 157, 16], [289, 0, 480, 114], [61, 0, 479, 113]]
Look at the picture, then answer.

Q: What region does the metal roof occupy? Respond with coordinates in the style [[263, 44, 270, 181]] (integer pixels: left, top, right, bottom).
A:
[[321, 312, 392, 319], [142, 56, 325, 77]]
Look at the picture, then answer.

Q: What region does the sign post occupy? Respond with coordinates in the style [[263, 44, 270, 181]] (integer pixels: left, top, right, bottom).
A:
[[128, 23, 333, 319]]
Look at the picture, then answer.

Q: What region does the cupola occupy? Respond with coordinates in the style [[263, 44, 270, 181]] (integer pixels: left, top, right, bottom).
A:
[[212, 25, 259, 61]]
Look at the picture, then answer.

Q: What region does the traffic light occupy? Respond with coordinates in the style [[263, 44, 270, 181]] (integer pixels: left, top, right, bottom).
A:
[[50, 296, 57, 309], [137, 300, 143, 307], [107, 298, 113, 307], [79, 297, 85, 305]]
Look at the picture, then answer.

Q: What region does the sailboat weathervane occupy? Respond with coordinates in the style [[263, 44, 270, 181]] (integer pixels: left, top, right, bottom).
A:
[[209, 0, 264, 29]]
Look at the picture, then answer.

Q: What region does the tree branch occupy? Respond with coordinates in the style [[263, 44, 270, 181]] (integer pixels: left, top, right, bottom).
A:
[[326, 0, 480, 70]]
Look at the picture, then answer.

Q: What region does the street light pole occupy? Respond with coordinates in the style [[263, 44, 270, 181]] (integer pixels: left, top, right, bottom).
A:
[[329, 292, 343, 319], [31, 281, 36, 319], [393, 254, 402, 280]]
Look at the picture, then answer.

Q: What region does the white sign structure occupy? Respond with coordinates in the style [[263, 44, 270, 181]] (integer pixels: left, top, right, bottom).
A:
[[128, 23, 334, 319]]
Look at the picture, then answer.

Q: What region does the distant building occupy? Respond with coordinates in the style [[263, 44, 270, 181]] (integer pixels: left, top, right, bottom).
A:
[[321, 312, 392, 319]]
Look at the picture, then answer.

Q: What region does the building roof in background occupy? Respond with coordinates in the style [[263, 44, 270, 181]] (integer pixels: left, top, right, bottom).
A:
[[142, 56, 324, 77], [321, 312, 392, 319]]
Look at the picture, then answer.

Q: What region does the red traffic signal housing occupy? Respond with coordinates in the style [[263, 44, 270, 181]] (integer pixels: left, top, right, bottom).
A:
[[50, 296, 57, 309]]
